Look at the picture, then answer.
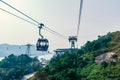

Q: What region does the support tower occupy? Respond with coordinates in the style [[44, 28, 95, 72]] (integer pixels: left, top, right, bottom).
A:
[[68, 36, 77, 49], [26, 44, 32, 56]]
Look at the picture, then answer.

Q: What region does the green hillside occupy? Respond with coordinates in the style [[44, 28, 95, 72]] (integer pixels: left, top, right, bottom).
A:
[[0, 54, 42, 80], [29, 31, 120, 80]]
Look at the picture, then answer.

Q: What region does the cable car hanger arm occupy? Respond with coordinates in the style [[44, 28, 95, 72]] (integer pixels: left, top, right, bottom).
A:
[[38, 23, 44, 38]]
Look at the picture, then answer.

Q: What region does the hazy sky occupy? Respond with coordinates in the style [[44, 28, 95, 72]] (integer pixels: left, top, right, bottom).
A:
[[0, 0, 120, 51]]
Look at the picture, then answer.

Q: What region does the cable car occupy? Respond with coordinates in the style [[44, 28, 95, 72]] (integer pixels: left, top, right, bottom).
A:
[[36, 23, 49, 51], [36, 38, 49, 51]]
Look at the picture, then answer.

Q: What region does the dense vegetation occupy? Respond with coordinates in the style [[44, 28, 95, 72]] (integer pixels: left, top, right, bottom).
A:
[[29, 31, 120, 80], [0, 54, 42, 80]]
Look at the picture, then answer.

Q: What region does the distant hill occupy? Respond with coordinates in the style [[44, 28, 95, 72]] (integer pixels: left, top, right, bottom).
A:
[[0, 44, 50, 57], [29, 31, 120, 80]]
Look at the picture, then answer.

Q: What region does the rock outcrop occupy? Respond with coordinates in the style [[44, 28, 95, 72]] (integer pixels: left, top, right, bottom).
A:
[[95, 52, 115, 64]]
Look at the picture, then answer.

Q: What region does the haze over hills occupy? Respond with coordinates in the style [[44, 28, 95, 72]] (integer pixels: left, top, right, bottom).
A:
[[0, 44, 50, 57]]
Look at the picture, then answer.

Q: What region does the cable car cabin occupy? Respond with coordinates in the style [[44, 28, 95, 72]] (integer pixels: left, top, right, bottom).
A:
[[36, 38, 49, 51]]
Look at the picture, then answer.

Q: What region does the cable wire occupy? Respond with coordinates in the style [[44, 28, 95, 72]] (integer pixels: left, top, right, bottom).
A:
[[0, 0, 67, 39], [1, 0, 40, 24], [44, 26, 67, 39], [0, 7, 38, 26], [0, 7, 67, 39], [76, 0, 83, 37]]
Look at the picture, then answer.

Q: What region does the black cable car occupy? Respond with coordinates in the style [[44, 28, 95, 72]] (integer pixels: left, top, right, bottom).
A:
[[36, 38, 49, 51], [36, 23, 49, 51]]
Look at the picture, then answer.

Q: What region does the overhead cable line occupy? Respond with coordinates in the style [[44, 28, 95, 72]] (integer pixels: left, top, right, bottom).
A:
[[1, 0, 40, 24], [0, 7, 38, 26], [44, 26, 67, 39], [0, 7, 67, 39], [76, 0, 83, 37], [0, 0, 67, 39]]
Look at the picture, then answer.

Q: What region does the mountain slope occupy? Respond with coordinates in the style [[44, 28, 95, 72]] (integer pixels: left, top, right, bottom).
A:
[[29, 31, 120, 80]]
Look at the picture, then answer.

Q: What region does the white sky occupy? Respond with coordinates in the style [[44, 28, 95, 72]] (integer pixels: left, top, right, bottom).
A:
[[0, 0, 120, 51]]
